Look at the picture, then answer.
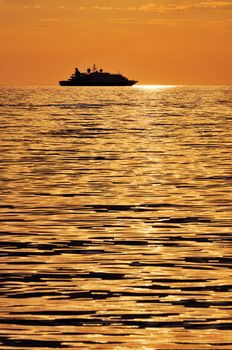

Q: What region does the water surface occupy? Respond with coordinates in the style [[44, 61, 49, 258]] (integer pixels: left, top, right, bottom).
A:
[[0, 85, 232, 349]]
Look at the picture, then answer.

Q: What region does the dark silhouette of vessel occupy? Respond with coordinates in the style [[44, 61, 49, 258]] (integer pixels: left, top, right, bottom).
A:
[[59, 65, 137, 86]]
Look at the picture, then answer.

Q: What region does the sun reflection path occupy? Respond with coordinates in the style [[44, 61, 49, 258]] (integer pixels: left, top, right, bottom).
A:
[[134, 84, 178, 89]]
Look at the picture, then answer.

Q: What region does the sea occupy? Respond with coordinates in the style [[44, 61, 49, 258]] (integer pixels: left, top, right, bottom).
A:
[[0, 85, 231, 350]]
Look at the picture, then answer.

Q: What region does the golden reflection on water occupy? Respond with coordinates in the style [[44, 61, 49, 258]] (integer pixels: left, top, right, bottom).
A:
[[0, 85, 232, 349], [134, 84, 177, 90]]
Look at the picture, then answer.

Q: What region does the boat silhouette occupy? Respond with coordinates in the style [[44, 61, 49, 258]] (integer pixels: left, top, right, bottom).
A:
[[59, 65, 138, 86]]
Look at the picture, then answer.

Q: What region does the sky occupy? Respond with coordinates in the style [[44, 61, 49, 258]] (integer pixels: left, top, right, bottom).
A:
[[0, 0, 231, 84]]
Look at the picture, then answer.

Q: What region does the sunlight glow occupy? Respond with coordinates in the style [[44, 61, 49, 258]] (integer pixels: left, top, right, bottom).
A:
[[134, 85, 177, 90]]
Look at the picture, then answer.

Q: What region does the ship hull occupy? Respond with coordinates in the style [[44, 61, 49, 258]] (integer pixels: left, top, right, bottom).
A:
[[59, 80, 137, 86]]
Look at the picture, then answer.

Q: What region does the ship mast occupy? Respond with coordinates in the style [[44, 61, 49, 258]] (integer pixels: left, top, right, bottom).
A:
[[92, 64, 97, 72]]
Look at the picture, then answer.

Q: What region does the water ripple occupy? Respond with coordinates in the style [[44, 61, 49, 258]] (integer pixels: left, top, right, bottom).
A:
[[0, 85, 232, 349]]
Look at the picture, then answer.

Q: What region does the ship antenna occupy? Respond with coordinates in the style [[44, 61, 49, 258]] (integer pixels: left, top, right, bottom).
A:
[[92, 64, 97, 72]]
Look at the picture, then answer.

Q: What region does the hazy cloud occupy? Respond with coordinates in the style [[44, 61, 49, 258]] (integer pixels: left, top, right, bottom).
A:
[[40, 18, 60, 22], [2, 0, 231, 12], [93, 6, 123, 11], [74, 1, 232, 13], [136, 1, 232, 12], [3, 0, 41, 3], [199, 1, 232, 8], [1, 0, 231, 21]]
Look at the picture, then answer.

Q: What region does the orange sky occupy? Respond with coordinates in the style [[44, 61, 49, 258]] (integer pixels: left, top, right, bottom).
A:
[[0, 0, 231, 84]]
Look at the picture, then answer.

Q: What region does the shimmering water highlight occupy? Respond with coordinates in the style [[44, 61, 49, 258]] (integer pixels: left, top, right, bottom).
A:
[[0, 85, 231, 349]]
